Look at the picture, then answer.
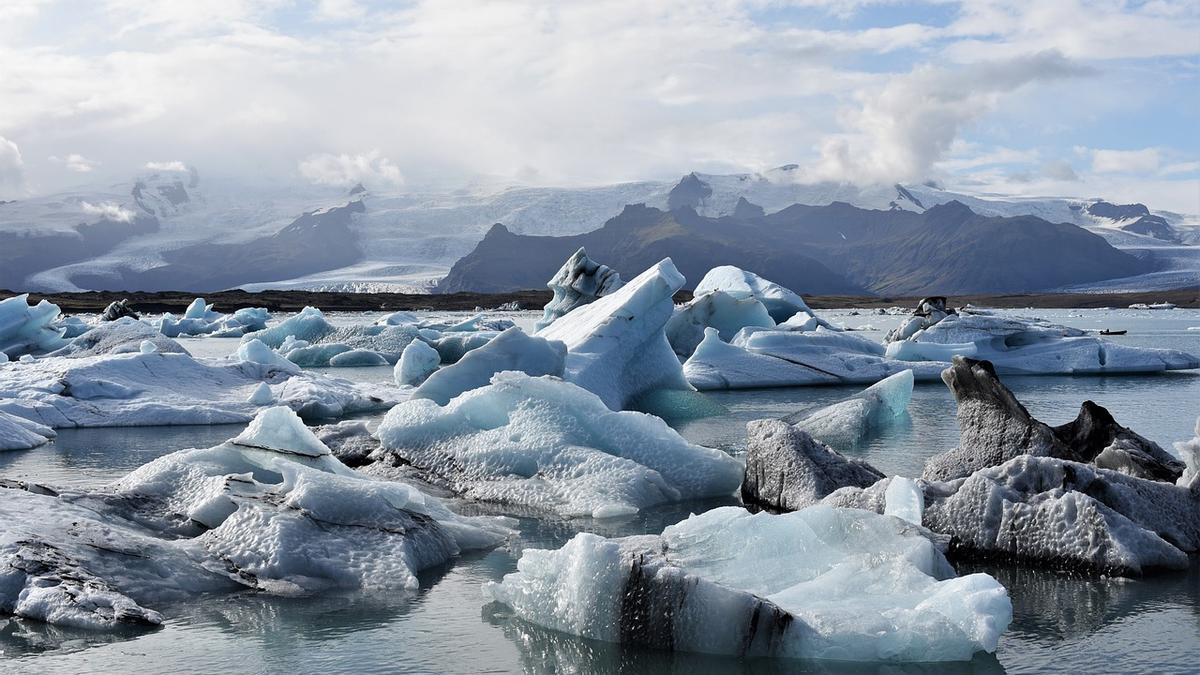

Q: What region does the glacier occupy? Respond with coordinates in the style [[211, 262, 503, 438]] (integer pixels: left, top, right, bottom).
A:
[[374, 372, 743, 518], [0, 406, 511, 629], [483, 505, 1011, 662], [537, 258, 693, 410]]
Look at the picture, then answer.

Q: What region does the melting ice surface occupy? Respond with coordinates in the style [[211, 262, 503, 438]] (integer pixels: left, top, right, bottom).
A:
[[2, 307, 1200, 673]]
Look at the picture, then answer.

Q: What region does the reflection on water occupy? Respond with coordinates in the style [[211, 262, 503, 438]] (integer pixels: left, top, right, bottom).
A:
[[2, 308, 1199, 672]]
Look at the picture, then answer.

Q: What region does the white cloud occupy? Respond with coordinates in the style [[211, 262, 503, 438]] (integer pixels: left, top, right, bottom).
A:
[[1040, 159, 1079, 182], [298, 150, 404, 187], [144, 160, 188, 171], [80, 200, 135, 222], [809, 51, 1093, 184], [1090, 148, 1161, 174], [50, 153, 99, 172], [0, 136, 24, 196]]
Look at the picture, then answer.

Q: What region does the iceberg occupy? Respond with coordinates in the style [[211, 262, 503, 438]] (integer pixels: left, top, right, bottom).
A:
[[0, 407, 510, 628], [535, 247, 624, 331], [923, 357, 1183, 482], [242, 306, 336, 347], [885, 308, 1198, 374], [413, 327, 566, 405], [683, 326, 944, 390], [664, 290, 775, 359], [395, 339, 441, 387], [158, 300, 271, 338], [781, 369, 913, 450], [328, 349, 390, 367], [692, 266, 829, 325], [48, 317, 186, 358], [0, 410, 56, 451], [1174, 418, 1200, 487], [484, 505, 1011, 662], [0, 294, 68, 358], [537, 258, 692, 410], [274, 322, 424, 367], [0, 349, 395, 428], [745, 359, 1200, 576], [374, 372, 743, 518]]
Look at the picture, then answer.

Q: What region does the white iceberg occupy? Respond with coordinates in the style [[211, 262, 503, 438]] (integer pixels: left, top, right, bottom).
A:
[[272, 320, 424, 367], [1174, 417, 1200, 487], [535, 247, 624, 331], [48, 317, 186, 357], [158, 300, 271, 338], [537, 258, 692, 410], [375, 372, 743, 518], [0, 409, 56, 451], [0, 349, 395, 428], [0, 294, 68, 358], [395, 339, 441, 387], [665, 290, 775, 359], [683, 327, 944, 390], [782, 369, 914, 450], [242, 306, 336, 347], [0, 406, 510, 628], [692, 266, 829, 325], [484, 505, 1011, 662], [885, 309, 1198, 374], [413, 327, 566, 405]]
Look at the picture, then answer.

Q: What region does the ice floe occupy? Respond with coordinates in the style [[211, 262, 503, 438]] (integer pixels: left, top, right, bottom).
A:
[[781, 369, 913, 450], [665, 290, 774, 359], [47, 317, 186, 357], [158, 300, 271, 338], [537, 258, 692, 410], [0, 407, 510, 628], [0, 410, 56, 451], [375, 372, 742, 518], [395, 339, 441, 387], [484, 505, 1011, 662], [885, 307, 1198, 374], [0, 294, 68, 358], [692, 266, 829, 325]]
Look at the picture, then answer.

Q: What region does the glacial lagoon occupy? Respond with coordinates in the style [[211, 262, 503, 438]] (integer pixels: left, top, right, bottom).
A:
[[2, 307, 1198, 674]]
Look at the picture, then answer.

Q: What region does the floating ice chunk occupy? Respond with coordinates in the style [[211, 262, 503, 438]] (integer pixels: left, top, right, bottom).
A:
[[684, 327, 943, 390], [232, 406, 331, 457], [227, 307, 270, 332], [54, 315, 93, 338], [1173, 417, 1200, 488], [783, 369, 913, 450], [377, 310, 419, 326], [328, 349, 389, 367], [395, 339, 441, 387], [414, 327, 566, 405], [375, 372, 742, 518], [692, 266, 828, 326], [139, 340, 157, 353], [0, 410, 56, 451], [537, 258, 692, 410], [0, 350, 395, 428], [886, 310, 1198, 374], [48, 317, 187, 357], [281, 342, 350, 367], [924, 357, 1183, 482], [484, 505, 1011, 662], [0, 351, 6, 363], [742, 419, 885, 511], [242, 306, 336, 347], [19, 354, 35, 363], [0, 294, 68, 358], [884, 476, 924, 525], [665, 290, 774, 358], [183, 297, 220, 321], [433, 331, 497, 363], [237, 338, 301, 375], [536, 247, 624, 331], [247, 382, 274, 406]]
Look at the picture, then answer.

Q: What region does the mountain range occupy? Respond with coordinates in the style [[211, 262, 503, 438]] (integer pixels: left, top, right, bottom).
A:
[[0, 165, 1195, 295]]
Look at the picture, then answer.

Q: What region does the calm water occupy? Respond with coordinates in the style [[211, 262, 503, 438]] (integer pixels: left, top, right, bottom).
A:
[[2, 308, 1199, 674]]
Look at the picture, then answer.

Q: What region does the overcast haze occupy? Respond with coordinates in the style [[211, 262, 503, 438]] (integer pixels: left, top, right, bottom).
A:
[[1, 0, 1197, 211]]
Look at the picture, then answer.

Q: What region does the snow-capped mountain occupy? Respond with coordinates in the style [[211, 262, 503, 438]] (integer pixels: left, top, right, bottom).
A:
[[0, 165, 1195, 294]]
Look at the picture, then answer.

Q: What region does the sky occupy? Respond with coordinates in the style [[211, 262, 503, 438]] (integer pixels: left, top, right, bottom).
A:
[[0, 0, 1197, 212]]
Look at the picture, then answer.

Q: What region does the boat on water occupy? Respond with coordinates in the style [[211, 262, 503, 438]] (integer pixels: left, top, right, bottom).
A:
[[1100, 329, 1128, 335]]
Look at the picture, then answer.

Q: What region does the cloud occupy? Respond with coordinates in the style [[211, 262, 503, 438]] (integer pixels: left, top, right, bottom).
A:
[[809, 51, 1094, 184], [80, 200, 135, 222], [1090, 148, 1161, 174], [1040, 159, 1079, 181], [144, 160, 188, 171], [50, 153, 99, 172], [0, 136, 24, 196], [298, 150, 404, 187]]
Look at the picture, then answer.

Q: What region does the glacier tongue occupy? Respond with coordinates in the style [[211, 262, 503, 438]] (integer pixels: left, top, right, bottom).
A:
[[537, 258, 692, 410], [484, 505, 1011, 662]]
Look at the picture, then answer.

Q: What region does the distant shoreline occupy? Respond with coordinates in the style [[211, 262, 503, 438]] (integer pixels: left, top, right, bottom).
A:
[[2, 286, 1197, 313]]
